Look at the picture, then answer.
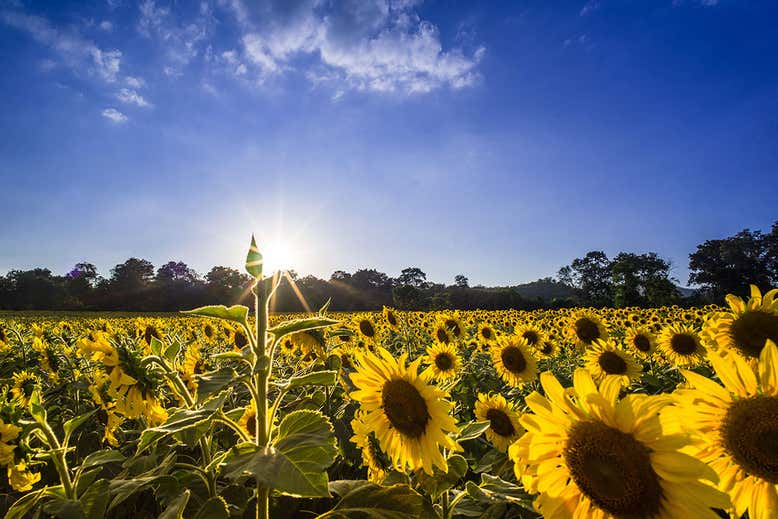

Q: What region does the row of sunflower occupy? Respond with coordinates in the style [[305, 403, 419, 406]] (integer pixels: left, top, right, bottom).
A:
[[0, 286, 774, 517]]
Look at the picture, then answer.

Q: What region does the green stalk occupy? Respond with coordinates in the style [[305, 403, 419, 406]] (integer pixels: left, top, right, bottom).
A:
[[35, 422, 75, 499], [253, 278, 270, 519]]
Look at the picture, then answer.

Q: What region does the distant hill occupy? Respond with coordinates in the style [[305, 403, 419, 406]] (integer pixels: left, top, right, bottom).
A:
[[676, 286, 697, 298], [512, 278, 576, 301]]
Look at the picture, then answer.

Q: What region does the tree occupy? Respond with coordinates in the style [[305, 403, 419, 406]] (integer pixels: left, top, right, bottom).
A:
[[688, 228, 773, 301], [107, 258, 155, 310], [397, 267, 427, 288], [557, 251, 613, 307], [156, 261, 199, 284], [2, 269, 67, 310], [205, 266, 252, 305], [610, 252, 678, 307], [65, 262, 99, 307], [454, 275, 469, 288]]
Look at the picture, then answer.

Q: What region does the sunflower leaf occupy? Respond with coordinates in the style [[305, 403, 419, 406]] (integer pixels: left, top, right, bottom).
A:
[[318, 481, 437, 519], [286, 370, 338, 389], [182, 305, 249, 327], [245, 235, 263, 279], [268, 317, 339, 339], [223, 410, 337, 497], [457, 420, 491, 441]]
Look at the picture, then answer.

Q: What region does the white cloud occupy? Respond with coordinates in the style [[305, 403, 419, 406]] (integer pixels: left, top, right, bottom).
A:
[[580, 1, 601, 16], [99, 20, 113, 31], [228, 0, 484, 94], [0, 9, 122, 82], [117, 88, 151, 107], [101, 107, 127, 122], [125, 75, 145, 88], [138, 0, 211, 76]]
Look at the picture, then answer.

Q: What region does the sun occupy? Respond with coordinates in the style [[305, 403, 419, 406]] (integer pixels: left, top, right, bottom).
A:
[[261, 240, 299, 274]]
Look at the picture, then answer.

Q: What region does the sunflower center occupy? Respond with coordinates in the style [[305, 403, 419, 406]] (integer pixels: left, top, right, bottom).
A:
[[436, 328, 450, 343], [729, 311, 778, 358], [435, 353, 454, 371], [670, 333, 697, 355], [633, 335, 651, 352], [245, 411, 256, 437], [541, 342, 553, 355], [234, 331, 248, 348], [721, 396, 778, 484], [564, 420, 663, 518], [575, 318, 601, 344], [501, 346, 527, 374], [486, 408, 516, 437], [382, 379, 430, 439], [359, 320, 375, 337], [522, 331, 539, 345], [387, 312, 398, 327], [598, 351, 627, 375], [481, 328, 493, 340]]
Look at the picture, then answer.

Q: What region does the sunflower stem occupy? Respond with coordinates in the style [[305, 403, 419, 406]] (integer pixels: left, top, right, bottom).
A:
[[253, 276, 270, 519]]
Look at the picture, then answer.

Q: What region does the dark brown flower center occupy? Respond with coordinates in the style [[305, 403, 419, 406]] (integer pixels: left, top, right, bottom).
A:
[[359, 320, 376, 337], [670, 333, 697, 355], [575, 318, 601, 344], [522, 331, 539, 345], [481, 327, 493, 340], [436, 328, 450, 343], [598, 351, 627, 375], [382, 379, 430, 439], [721, 396, 778, 484], [633, 334, 651, 352], [541, 342, 553, 355], [486, 408, 515, 437], [386, 311, 398, 327], [501, 345, 527, 374], [234, 330, 248, 348], [435, 352, 454, 371], [729, 311, 778, 358], [204, 324, 214, 338], [564, 420, 663, 518]]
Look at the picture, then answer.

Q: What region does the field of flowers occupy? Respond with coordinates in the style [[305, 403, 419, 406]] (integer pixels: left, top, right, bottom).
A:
[[0, 249, 776, 518]]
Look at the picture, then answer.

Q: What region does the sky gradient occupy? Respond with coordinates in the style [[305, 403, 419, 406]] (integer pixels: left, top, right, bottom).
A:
[[1, 0, 777, 287]]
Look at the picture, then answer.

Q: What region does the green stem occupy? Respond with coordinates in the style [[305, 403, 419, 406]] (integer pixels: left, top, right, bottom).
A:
[[35, 422, 74, 499], [254, 278, 270, 519]]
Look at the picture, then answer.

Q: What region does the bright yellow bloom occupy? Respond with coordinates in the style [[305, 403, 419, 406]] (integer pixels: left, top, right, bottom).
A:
[[657, 323, 706, 367], [509, 369, 729, 519], [350, 346, 461, 475], [566, 310, 609, 351], [673, 340, 778, 519], [474, 393, 523, 451], [583, 338, 642, 388], [11, 371, 39, 407], [420, 342, 462, 382], [7, 460, 41, 492], [704, 285, 778, 360], [490, 336, 538, 387]]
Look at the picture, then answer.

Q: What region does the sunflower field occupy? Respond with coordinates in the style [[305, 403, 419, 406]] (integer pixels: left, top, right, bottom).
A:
[[0, 240, 776, 519]]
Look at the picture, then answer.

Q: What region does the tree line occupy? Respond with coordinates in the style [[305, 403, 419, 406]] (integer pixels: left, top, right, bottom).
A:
[[0, 222, 775, 312]]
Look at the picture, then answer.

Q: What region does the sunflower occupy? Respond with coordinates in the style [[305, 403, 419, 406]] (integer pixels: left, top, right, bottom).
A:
[[279, 337, 297, 356], [233, 329, 249, 349], [583, 339, 642, 388], [625, 326, 657, 358], [705, 285, 778, 360], [238, 401, 257, 440], [509, 368, 729, 519], [201, 322, 216, 342], [420, 343, 462, 382], [567, 311, 609, 351], [440, 314, 466, 340], [350, 410, 391, 483], [356, 317, 379, 341], [431, 322, 454, 345], [349, 346, 461, 475], [657, 324, 706, 367], [515, 323, 546, 349], [672, 340, 778, 519], [7, 460, 41, 492], [474, 393, 523, 451], [477, 323, 498, 344], [490, 336, 538, 387], [181, 343, 206, 392], [383, 306, 400, 331], [11, 371, 38, 408]]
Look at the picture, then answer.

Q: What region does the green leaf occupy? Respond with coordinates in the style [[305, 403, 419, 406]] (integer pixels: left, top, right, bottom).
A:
[[416, 454, 468, 501], [162, 339, 181, 364], [286, 370, 337, 389], [182, 305, 250, 327], [457, 420, 491, 441], [465, 474, 534, 510], [269, 317, 339, 339], [150, 336, 165, 356], [29, 389, 46, 423], [108, 475, 178, 511], [80, 449, 126, 470], [137, 408, 217, 453], [42, 497, 86, 519], [159, 490, 190, 519], [223, 410, 337, 497], [63, 409, 98, 447], [79, 479, 109, 519], [193, 497, 230, 519], [245, 235, 263, 279], [4, 488, 46, 519], [319, 481, 436, 519], [318, 298, 331, 315], [196, 367, 240, 401]]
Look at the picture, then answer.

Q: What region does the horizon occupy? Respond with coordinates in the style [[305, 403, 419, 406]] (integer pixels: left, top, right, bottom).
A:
[[2, 0, 777, 287]]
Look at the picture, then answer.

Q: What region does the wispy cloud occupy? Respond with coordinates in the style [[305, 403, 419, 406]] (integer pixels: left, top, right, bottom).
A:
[[226, 0, 485, 95], [116, 88, 151, 107], [580, 1, 601, 16], [101, 107, 127, 123], [0, 9, 122, 82]]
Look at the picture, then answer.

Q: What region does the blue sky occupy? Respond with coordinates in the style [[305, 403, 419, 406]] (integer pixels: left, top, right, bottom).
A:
[[1, 0, 776, 287]]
